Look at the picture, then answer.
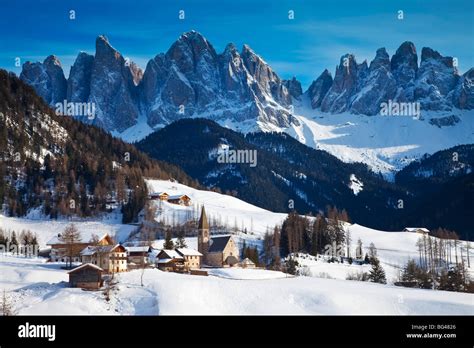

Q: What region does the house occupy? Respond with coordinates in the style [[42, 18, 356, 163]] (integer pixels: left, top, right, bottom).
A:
[[149, 192, 169, 201], [240, 257, 256, 268], [126, 246, 151, 266], [47, 232, 114, 263], [80, 244, 128, 273], [156, 249, 185, 272], [176, 248, 203, 270], [403, 227, 430, 235], [197, 206, 240, 267], [68, 263, 104, 290], [167, 194, 191, 206]]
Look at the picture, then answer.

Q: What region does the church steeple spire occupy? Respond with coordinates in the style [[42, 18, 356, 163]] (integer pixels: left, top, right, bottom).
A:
[[198, 205, 209, 230], [198, 206, 210, 264]]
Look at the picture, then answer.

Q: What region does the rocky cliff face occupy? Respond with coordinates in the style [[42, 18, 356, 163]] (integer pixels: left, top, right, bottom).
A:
[[20, 55, 67, 105], [310, 41, 470, 115], [307, 69, 333, 109], [20, 33, 474, 136], [21, 31, 295, 133]]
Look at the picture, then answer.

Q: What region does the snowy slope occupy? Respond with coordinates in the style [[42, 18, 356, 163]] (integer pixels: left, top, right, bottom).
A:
[[2, 255, 473, 315], [146, 179, 288, 237], [1, 180, 473, 315], [0, 213, 136, 248]]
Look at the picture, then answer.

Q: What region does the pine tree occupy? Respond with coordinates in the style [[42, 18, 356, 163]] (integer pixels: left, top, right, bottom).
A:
[[401, 259, 419, 282], [284, 257, 298, 275], [368, 257, 386, 284], [10, 231, 18, 254], [438, 265, 467, 292], [364, 253, 370, 264], [163, 230, 174, 250], [175, 231, 187, 249]]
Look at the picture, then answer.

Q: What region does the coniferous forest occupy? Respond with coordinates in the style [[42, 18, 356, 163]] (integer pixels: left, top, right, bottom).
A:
[[0, 69, 199, 222]]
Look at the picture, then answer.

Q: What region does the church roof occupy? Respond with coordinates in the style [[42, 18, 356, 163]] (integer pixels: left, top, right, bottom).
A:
[[198, 206, 209, 230], [208, 235, 232, 253]]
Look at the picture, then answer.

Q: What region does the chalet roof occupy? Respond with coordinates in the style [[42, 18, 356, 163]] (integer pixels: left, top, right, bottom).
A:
[[67, 263, 104, 274], [198, 206, 209, 230], [168, 194, 190, 200], [404, 227, 430, 233], [176, 248, 203, 257], [157, 249, 183, 260], [80, 244, 124, 256], [47, 231, 110, 246], [126, 246, 151, 253], [150, 191, 168, 196], [242, 257, 255, 265], [208, 235, 232, 253]]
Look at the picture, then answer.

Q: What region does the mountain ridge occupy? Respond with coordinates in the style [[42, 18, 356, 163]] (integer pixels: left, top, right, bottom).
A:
[[19, 31, 474, 133]]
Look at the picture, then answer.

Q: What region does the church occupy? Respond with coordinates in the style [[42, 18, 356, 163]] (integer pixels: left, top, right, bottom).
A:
[[197, 206, 240, 267]]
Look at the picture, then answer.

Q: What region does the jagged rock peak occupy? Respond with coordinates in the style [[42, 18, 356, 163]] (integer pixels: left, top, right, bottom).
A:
[[369, 48, 390, 70], [421, 47, 456, 69], [307, 69, 333, 109], [283, 77, 303, 99]]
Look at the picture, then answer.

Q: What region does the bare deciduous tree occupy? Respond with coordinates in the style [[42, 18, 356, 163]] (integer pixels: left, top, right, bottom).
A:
[[0, 289, 16, 316], [59, 224, 82, 268]]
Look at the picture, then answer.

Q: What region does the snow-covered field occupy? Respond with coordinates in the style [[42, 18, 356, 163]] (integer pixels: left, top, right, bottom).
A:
[[1, 254, 472, 315], [1, 180, 473, 315]]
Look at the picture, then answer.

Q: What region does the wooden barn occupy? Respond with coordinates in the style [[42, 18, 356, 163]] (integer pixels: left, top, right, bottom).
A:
[[403, 227, 430, 235], [167, 194, 191, 206], [68, 263, 104, 290], [156, 249, 185, 272], [149, 192, 169, 201]]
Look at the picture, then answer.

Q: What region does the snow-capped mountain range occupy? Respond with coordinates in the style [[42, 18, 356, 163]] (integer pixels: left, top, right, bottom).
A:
[[19, 31, 474, 174]]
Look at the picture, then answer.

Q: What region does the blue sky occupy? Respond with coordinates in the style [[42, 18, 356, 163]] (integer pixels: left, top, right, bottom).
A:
[[1, 0, 473, 89]]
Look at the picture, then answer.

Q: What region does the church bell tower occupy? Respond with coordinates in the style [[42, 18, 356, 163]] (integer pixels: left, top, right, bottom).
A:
[[197, 206, 210, 264]]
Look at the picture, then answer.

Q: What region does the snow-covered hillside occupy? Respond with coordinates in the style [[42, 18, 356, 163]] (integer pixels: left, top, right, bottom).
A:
[[1, 179, 473, 315], [284, 96, 474, 178], [0, 213, 136, 248], [145, 179, 288, 237]]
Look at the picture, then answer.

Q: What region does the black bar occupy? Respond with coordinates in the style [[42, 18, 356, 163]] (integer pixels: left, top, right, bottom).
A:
[[0, 316, 472, 347]]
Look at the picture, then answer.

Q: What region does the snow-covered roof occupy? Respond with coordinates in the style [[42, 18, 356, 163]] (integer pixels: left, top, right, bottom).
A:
[[67, 263, 104, 274], [158, 249, 183, 259], [242, 257, 255, 265], [404, 227, 430, 233], [126, 246, 150, 253], [47, 231, 110, 245], [80, 246, 97, 256], [150, 192, 168, 196], [176, 248, 202, 257], [80, 244, 122, 256], [168, 194, 190, 200], [208, 235, 233, 253]]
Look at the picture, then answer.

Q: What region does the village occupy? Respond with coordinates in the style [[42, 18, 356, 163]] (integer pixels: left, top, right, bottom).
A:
[[0, 180, 472, 316], [55, 205, 257, 290]]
